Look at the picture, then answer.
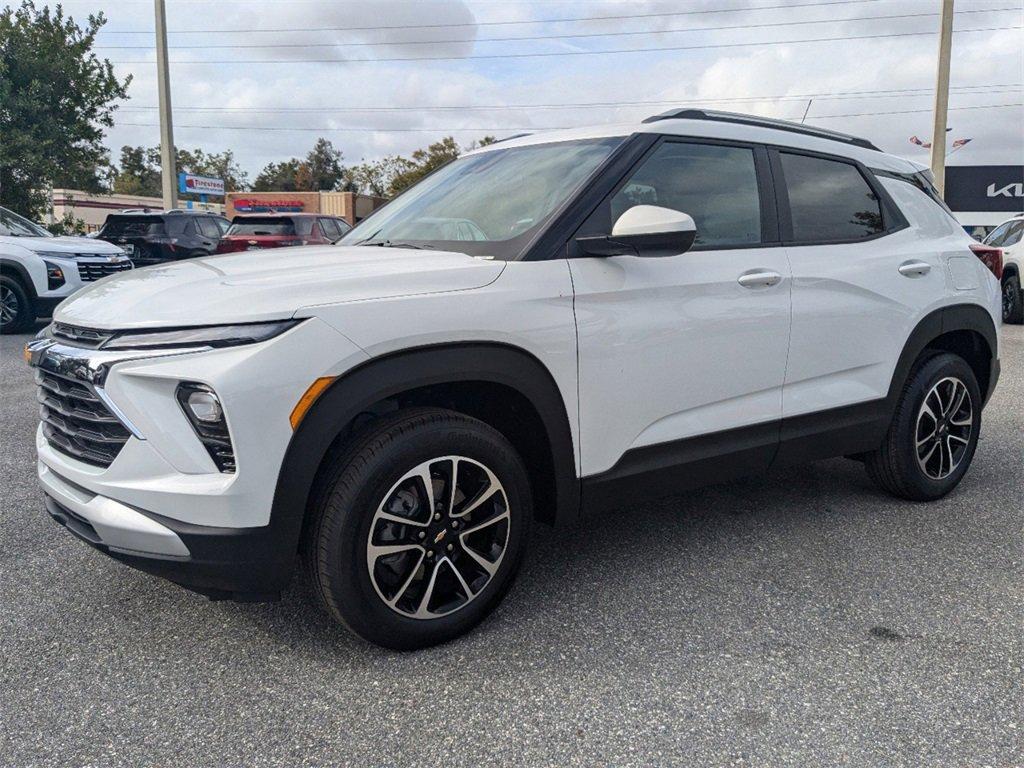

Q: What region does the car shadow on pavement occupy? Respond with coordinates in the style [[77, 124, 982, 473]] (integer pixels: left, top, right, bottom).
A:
[[213, 456, 907, 659]]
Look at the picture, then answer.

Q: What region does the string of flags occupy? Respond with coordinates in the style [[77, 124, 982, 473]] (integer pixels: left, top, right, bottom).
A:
[[909, 135, 972, 149]]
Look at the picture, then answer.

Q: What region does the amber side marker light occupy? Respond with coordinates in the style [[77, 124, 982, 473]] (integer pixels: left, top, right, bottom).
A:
[[290, 377, 336, 430]]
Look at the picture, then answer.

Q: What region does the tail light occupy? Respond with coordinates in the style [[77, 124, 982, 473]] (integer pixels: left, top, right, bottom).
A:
[[969, 243, 1003, 280]]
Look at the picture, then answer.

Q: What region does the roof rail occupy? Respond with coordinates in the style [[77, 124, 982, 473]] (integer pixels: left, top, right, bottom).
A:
[[487, 132, 532, 145], [642, 108, 880, 152]]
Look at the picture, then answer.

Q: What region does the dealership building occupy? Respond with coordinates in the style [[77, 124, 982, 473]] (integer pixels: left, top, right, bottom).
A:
[[945, 165, 1024, 237]]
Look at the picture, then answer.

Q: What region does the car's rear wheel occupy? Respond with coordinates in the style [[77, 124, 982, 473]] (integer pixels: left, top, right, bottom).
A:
[[0, 277, 33, 334], [865, 352, 981, 501], [1003, 273, 1023, 324], [305, 407, 532, 650]]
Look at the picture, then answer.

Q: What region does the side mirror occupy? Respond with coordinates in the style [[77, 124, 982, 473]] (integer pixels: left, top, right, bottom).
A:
[[576, 205, 697, 257]]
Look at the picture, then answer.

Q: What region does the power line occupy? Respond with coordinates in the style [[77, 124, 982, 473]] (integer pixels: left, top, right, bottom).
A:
[[112, 101, 1023, 133], [97, 0, 885, 35], [93, 8, 1020, 50], [114, 84, 1024, 113], [106, 25, 1022, 64]]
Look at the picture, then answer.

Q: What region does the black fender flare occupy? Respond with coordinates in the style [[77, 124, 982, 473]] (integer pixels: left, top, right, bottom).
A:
[[0, 258, 39, 299], [886, 303, 998, 410], [267, 342, 579, 561]]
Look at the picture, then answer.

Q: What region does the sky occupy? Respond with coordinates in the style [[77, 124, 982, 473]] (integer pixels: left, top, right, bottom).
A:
[[54, 0, 1024, 180]]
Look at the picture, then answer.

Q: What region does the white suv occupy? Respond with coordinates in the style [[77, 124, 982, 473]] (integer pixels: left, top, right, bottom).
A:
[[982, 213, 1023, 323], [1, 206, 132, 333], [25, 111, 1002, 649]]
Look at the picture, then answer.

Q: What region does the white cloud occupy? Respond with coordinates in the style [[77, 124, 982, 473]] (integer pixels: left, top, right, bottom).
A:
[[74, 0, 1021, 175]]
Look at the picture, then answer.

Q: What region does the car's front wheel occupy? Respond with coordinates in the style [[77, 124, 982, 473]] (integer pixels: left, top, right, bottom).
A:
[[0, 277, 33, 334], [305, 408, 532, 650], [865, 352, 981, 501]]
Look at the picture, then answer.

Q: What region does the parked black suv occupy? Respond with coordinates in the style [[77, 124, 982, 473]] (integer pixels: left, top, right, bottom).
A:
[[97, 210, 231, 266]]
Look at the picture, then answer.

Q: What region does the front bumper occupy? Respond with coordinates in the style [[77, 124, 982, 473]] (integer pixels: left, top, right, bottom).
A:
[[28, 317, 370, 600], [42, 462, 294, 599]]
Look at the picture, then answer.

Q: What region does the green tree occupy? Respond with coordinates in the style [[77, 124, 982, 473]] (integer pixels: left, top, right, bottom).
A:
[[251, 138, 347, 192], [0, 1, 130, 219], [112, 145, 161, 197], [252, 159, 303, 192]]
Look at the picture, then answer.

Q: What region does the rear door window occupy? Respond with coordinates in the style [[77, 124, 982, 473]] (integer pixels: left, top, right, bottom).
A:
[[197, 218, 221, 238], [779, 153, 885, 243]]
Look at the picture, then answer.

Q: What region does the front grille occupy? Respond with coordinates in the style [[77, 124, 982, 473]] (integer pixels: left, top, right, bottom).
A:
[[51, 323, 114, 348], [77, 261, 133, 282], [36, 369, 130, 467]]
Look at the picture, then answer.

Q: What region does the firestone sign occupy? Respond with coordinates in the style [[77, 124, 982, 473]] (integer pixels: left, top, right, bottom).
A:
[[178, 172, 225, 197]]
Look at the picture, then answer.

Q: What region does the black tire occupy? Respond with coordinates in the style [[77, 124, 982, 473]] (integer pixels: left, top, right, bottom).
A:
[[304, 407, 533, 650], [1003, 273, 1023, 324], [0, 276, 34, 334], [865, 352, 981, 501]]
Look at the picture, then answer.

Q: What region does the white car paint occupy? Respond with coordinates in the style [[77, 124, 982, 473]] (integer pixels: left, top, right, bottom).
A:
[[32, 114, 1001, 551]]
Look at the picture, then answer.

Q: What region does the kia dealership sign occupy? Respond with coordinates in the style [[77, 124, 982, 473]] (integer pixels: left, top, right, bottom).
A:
[[178, 172, 225, 197], [945, 166, 1024, 213]]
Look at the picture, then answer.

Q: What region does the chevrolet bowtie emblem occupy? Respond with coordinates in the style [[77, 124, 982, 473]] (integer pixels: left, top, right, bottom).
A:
[[433, 530, 447, 544]]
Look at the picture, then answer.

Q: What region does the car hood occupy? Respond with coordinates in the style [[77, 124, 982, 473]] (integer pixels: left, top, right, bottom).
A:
[[54, 245, 506, 329], [0, 235, 125, 256]]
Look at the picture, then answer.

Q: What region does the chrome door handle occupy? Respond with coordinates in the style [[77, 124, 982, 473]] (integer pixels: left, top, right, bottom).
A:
[[898, 260, 932, 277], [737, 270, 782, 288]]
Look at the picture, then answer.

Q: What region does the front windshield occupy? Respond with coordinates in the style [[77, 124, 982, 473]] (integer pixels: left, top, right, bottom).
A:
[[0, 206, 52, 237], [340, 137, 624, 260]]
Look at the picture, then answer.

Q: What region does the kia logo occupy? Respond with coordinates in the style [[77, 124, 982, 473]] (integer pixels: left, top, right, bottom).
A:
[[988, 182, 1024, 198]]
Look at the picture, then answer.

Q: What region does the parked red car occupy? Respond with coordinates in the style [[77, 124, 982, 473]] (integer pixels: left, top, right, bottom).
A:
[[215, 213, 352, 253]]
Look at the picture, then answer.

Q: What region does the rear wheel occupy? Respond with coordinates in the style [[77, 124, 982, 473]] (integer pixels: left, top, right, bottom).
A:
[[865, 352, 981, 501], [1003, 273, 1023, 324], [305, 408, 532, 650], [0, 277, 33, 334]]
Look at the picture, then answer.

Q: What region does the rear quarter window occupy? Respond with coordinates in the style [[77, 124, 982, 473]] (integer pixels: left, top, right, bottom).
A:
[[779, 153, 884, 243]]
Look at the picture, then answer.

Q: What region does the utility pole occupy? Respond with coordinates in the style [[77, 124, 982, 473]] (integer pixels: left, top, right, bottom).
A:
[[929, 0, 955, 197], [154, 0, 177, 210]]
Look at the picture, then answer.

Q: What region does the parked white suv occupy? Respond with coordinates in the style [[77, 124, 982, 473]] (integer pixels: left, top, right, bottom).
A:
[[982, 213, 1024, 323], [1, 206, 132, 333], [25, 111, 1002, 649]]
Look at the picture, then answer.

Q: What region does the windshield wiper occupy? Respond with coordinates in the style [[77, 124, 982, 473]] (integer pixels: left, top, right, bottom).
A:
[[362, 239, 434, 250]]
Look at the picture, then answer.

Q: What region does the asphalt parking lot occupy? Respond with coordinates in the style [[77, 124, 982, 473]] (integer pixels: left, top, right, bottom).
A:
[[1, 323, 1021, 768]]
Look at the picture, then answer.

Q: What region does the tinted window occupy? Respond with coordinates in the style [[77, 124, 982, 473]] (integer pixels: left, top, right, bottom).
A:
[[607, 142, 762, 247], [198, 218, 221, 238], [986, 220, 1023, 247], [228, 217, 295, 236], [320, 218, 343, 240], [1003, 221, 1024, 247], [781, 153, 884, 242]]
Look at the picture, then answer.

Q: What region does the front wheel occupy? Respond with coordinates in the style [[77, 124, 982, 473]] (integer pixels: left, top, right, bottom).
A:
[[865, 352, 981, 501], [0, 277, 34, 334], [1003, 273, 1023, 324], [305, 408, 532, 650]]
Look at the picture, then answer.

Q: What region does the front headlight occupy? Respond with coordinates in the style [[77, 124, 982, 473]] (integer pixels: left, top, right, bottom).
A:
[[102, 320, 299, 350]]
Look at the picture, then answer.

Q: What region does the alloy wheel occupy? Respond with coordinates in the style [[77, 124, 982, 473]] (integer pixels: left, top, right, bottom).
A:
[[915, 376, 973, 480], [0, 284, 19, 326], [366, 455, 510, 619], [1003, 280, 1015, 321]]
